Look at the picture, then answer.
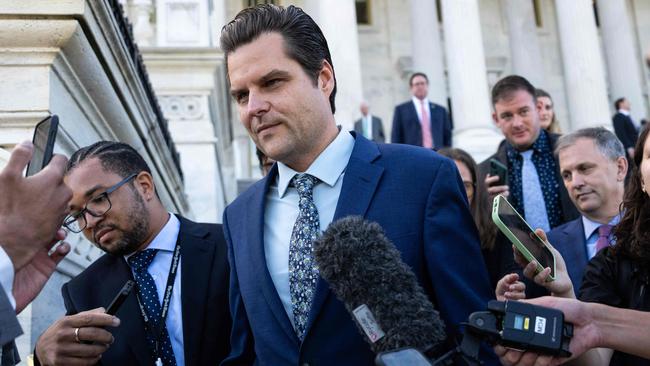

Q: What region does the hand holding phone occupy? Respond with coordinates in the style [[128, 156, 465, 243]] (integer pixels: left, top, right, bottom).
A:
[[26, 115, 59, 176], [106, 280, 135, 315], [489, 158, 508, 187]]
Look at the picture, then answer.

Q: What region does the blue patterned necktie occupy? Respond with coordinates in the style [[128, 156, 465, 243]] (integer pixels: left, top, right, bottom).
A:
[[521, 150, 550, 232], [289, 173, 321, 340], [128, 249, 177, 366]]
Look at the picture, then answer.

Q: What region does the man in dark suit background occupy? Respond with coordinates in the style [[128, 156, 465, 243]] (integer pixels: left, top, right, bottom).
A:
[[220, 4, 496, 365], [0, 141, 72, 366], [34, 141, 230, 366], [391, 72, 451, 148], [353, 101, 385, 143], [612, 97, 639, 160]]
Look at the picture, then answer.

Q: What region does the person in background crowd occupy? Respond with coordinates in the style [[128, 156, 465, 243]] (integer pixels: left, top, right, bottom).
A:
[[534, 89, 561, 134], [353, 101, 385, 143], [612, 97, 639, 161], [391, 72, 451, 149]]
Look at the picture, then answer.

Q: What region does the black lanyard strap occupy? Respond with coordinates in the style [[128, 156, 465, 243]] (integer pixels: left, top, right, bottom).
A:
[[133, 241, 182, 358]]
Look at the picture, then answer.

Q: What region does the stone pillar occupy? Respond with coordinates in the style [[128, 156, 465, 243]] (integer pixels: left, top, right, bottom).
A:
[[131, 0, 155, 46], [211, 0, 228, 47], [502, 0, 544, 87], [440, 0, 501, 162], [597, 0, 648, 124], [410, 0, 447, 106], [555, 0, 610, 130], [304, 0, 364, 129]]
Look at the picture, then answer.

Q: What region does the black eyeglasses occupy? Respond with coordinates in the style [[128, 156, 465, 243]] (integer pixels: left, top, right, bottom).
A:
[[63, 173, 138, 233]]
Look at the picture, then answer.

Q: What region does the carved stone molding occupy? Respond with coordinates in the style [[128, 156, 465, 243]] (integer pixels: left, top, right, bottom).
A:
[[159, 95, 205, 120]]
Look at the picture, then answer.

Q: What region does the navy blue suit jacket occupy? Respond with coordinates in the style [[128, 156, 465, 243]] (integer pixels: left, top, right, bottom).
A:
[[55, 217, 231, 366], [546, 217, 589, 293], [222, 132, 497, 365], [391, 100, 451, 148], [612, 112, 638, 151]]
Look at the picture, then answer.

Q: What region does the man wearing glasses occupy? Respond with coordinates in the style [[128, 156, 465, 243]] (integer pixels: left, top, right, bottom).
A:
[[33, 141, 231, 366]]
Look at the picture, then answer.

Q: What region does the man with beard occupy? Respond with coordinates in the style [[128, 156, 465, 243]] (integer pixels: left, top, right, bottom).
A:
[[33, 142, 230, 366]]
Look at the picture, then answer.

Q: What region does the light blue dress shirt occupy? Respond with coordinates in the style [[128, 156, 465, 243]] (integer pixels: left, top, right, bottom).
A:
[[125, 213, 185, 366], [264, 129, 355, 328], [582, 214, 620, 260], [0, 247, 15, 309]]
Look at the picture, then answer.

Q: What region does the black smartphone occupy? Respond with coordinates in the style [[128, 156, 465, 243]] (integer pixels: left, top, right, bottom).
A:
[[26, 115, 59, 177], [489, 158, 508, 186], [106, 280, 135, 315]]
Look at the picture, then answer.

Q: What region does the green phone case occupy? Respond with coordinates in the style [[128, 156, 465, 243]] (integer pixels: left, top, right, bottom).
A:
[[491, 194, 556, 281]]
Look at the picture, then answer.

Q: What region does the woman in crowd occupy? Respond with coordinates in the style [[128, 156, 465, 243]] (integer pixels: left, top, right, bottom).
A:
[[438, 148, 516, 289], [535, 89, 561, 134]]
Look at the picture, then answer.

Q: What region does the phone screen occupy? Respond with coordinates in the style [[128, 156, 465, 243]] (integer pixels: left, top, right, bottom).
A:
[[26, 116, 58, 176], [496, 196, 555, 276]]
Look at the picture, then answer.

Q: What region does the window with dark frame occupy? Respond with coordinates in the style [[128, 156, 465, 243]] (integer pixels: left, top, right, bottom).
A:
[[533, 0, 543, 28], [355, 0, 371, 25]]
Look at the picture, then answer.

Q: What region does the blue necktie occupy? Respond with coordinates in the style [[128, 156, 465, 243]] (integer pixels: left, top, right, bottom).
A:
[[128, 249, 177, 366], [289, 173, 320, 340], [521, 150, 550, 232]]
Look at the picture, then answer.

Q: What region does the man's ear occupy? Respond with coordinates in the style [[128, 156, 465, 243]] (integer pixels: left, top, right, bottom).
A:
[[318, 60, 335, 97], [134, 172, 156, 201], [616, 156, 628, 181]]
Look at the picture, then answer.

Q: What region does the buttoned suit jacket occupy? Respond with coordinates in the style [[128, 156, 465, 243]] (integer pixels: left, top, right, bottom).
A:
[[353, 116, 385, 143], [390, 100, 451, 148], [222, 132, 498, 366], [0, 286, 21, 366], [47, 216, 231, 366], [546, 217, 589, 294]]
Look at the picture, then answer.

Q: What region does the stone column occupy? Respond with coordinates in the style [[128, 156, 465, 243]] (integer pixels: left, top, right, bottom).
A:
[[410, 0, 447, 106], [304, 0, 364, 130], [131, 0, 155, 46], [211, 0, 227, 47], [555, 0, 610, 130], [440, 0, 501, 162], [502, 0, 544, 87], [597, 0, 648, 124]]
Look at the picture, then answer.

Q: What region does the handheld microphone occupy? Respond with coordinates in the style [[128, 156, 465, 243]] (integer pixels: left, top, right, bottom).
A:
[[313, 216, 446, 354]]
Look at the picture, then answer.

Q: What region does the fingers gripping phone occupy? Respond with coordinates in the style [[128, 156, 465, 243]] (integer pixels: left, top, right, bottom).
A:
[[489, 158, 508, 186], [492, 195, 556, 281], [26, 115, 59, 177]]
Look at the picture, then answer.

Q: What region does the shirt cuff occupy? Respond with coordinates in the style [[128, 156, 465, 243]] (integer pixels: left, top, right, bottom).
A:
[[0, 246, 16, 310]]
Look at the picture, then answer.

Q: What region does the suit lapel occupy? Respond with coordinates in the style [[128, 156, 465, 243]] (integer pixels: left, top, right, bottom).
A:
[[561, 219, 589, 283], [178, 217, 215, 366], [247, 169, 300, 344], [305, 135, 384, 336], [111, 256, 153, 365]]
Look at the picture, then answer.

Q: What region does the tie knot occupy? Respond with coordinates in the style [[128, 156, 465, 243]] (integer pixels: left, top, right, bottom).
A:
[[598, 224, 612, 238], [520, 150, 534, 161], [292, 174, 319, 196], [128, 249, 158, 272]]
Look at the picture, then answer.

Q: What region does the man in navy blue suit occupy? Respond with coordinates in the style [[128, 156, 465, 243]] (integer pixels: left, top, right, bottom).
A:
[[220, 4, 496, 365], [391, 72, 452, 148], [545, 128, 627, 292]]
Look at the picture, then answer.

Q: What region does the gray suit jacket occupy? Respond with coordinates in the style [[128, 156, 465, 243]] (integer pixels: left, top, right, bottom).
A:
[[353, 115, 385, 143], [0, 285, 21, 366]]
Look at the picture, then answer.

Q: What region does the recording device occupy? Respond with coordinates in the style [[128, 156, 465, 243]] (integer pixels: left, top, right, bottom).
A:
[[492, 194, 556, 280], [376, 300, 574, 365], [488, 158, 508, 186], [105, 280, 135, 315], [26, 115, 59, 177], [313, 216, 446, 355]]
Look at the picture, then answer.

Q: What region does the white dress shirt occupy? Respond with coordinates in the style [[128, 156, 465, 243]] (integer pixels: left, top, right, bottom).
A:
[[125, 213, 185, 366], [0, 247, 15, 309], [363, 114, 373, 139], [411, 96, 430, 122], [264, 129, 355, 327], [582, 214, 620, 260]]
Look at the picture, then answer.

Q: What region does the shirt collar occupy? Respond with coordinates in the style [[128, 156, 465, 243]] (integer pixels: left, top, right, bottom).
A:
[[124, 213, 180, 260], [276, 129, 355, 198], [618, 109, 630, 116], [412, 96, 429, 106], [506, 129, 550, 158], [582, 213, 621, 240]]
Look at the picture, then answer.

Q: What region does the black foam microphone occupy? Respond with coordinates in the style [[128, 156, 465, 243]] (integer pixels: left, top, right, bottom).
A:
[[313, 216, 446, 354]]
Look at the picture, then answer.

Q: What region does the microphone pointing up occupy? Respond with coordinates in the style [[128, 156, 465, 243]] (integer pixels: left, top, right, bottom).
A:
[[314, 216, 446, 354]]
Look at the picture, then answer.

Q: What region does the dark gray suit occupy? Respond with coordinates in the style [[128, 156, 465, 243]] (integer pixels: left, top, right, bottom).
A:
[[0, 286, 21, 366], [353, 115, 385, 143]]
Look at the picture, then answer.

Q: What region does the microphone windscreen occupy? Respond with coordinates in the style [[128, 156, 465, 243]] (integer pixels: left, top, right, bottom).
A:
[[314, 216, 446, 354]]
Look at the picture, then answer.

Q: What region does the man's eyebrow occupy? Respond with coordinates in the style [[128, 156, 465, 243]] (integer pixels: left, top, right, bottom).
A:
[[230, 69, 290, 98], [83, 184, 105, 199]]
